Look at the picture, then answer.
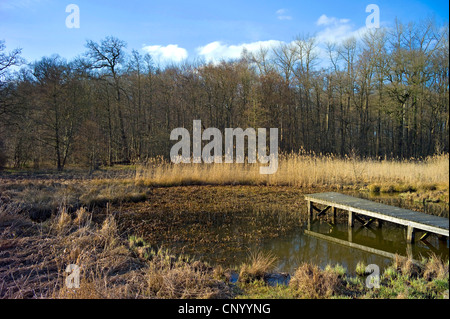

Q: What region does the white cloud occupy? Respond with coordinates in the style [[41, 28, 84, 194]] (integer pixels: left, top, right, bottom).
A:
[[316, 14, 350, 26], [142, 13, 371, 68], [311, 14, 373, 69], [276, 8, 292, 21], [142, 44, 188, 63], [196, 40, 283, 63], [315, 14, 368, 44], [317, 14, 335, 26]]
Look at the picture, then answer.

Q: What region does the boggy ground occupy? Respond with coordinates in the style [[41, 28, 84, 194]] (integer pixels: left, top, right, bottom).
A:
[[116, 185, 308, 262]]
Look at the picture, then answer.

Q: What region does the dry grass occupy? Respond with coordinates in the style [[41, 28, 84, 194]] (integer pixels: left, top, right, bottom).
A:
[[239, 250, 278, 282], [289, 263, 342, 299], [1, 153, 447, 221], [146, 252, 229, 299], [1, 202, 447, 299], [1, 155, 448, 299], [423, 253, 449, 281], [0, 205, 231, 299], [136, 153, 449, 190], [0, 176, 150, 220]]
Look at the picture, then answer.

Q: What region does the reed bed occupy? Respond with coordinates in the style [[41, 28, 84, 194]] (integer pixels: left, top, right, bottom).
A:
[[135, 153, 449, 189]]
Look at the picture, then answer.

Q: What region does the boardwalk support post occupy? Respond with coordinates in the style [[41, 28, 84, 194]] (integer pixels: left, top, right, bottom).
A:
[[332, 206, 337, 224], [407, 226, 415, 243], [307, 200, 313, 230], [348, 211, 354, 228]]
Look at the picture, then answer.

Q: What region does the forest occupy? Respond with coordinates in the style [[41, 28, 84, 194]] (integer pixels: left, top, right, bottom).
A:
[[0, 19, 448, 171]]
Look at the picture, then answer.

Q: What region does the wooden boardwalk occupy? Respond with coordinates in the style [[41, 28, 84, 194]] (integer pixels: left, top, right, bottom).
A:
[[304, 192, 449, 243]]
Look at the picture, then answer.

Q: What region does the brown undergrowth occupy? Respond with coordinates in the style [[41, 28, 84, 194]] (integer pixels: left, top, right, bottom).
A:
[[0, 203, 231, 299]]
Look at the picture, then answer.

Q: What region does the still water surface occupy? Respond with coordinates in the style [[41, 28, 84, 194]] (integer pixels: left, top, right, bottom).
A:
[[159, 193, 449, 275]]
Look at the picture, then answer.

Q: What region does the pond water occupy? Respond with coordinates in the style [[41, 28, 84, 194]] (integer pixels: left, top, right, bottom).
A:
[[163, 193, 449, 275], [168, 219, 448, 276], [253, 221, 448, 275]]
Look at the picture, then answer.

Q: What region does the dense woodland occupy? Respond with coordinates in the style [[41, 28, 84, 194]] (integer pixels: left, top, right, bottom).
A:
[[0, 19, 448, 171]]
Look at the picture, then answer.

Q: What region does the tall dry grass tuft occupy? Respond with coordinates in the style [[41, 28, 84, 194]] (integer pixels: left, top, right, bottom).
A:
[[73, 207, 91, 227], [98, 215, 120, 251], [391, 254, 421, 277], [289, 263, 342, 299], [423, 253, 449, 281], [239, 250, 278, 282], [135, 153, 449, 189], [52, 207, 72, 235], [145, 249, 230, 299]]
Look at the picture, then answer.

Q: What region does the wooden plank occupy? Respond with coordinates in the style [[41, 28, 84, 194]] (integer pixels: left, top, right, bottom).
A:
[[317, 206, 331, 217], [305, 192, 449, 237], [354, 215, 366, 225], [363, 218, 376, 228], [419, 232, 430, 241]]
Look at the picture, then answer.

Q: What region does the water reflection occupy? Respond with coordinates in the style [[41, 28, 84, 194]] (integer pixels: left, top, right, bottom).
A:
[[159, 191, 449, 276], [244, 220, 449, 275]]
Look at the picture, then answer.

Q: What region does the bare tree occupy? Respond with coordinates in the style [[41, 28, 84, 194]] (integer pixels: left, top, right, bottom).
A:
[[85, 36, 130, 163]]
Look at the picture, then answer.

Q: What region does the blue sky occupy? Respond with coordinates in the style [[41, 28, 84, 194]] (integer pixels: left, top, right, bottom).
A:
[[1, 0, 449, 66]]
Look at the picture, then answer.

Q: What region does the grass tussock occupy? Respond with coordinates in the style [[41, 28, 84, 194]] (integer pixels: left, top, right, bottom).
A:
[[289, 263, 342, 299], [423, 253, 449, 281], [239, 251, 278, 282], [146, 250, 229, 299]]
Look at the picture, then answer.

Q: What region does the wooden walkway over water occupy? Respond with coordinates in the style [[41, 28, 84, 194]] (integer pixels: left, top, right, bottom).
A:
[[304, 192, 449, 243]]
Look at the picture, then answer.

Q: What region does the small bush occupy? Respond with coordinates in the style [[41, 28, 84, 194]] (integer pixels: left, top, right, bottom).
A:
[[419, 183, 438, 191], [383, 266, 398, 280], [51, 208, 72, 235], [397, 184, 417, 193], [145, 249, 229, 299], [99, 215, 119, 248], [73, 207, 91, 227]]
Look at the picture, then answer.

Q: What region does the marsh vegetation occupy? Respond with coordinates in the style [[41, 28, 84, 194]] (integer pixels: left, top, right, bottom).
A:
[[0, 154, 448, 299]]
